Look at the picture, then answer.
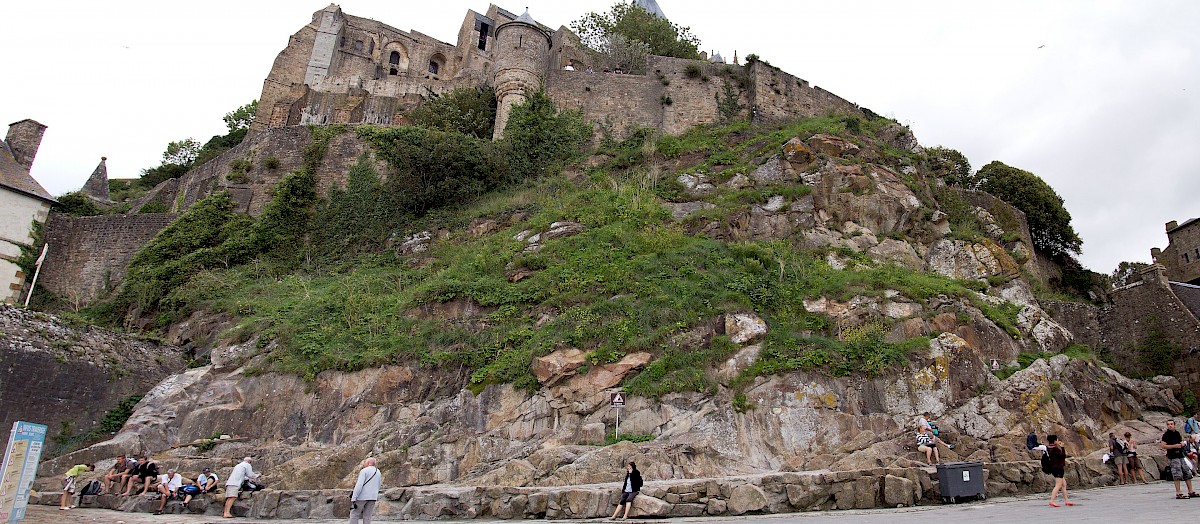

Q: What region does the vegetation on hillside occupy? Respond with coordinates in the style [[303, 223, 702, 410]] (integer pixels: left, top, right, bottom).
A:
[[69, 92, 1088, 397]]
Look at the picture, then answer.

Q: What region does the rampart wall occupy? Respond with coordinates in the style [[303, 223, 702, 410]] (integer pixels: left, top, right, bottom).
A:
[[1100, 269, 1200, 386], [39, 213, 177, 306]]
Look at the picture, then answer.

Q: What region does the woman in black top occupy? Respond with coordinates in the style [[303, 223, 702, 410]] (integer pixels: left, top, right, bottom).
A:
[[1046, 435, 1074, 507], [610, 462, 643, 520]]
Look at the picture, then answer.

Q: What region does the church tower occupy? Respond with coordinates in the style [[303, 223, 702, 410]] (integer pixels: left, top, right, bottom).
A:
[[491, 10, 551, 139]]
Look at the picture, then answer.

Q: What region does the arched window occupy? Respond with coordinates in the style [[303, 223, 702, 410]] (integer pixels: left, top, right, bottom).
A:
[[427, 53, 446, 77], [389, 51, 401, 65]]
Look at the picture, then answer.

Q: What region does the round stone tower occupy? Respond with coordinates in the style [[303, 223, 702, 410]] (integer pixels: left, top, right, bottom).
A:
[[491, 9, 551, 139]]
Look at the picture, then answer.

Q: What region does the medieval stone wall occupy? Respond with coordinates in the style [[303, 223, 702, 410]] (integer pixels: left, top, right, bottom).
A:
[[0, 305, 183, 454], [167, 126, 384, 217], [1042, 300, 1102, 349], [748, 62, 859, 122], [39, 213, 176, 305], [1101, 268, 1200, 386], [1160, 220, 1200, 284]]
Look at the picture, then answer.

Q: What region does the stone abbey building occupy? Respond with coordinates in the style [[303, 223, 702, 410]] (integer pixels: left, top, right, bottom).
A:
[[250, 3, 862, 140]]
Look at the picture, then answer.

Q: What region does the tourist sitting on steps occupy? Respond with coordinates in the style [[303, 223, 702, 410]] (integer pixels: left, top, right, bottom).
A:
[[154, 468, 184, 515], [197, 467, 220, 493], [915, 425, 948, 465]]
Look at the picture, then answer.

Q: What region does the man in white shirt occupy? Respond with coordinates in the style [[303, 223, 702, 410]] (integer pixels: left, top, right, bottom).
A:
[[223, 457, 259, 518], [350, 457, 382, 524], [154, 468, 183, 515]]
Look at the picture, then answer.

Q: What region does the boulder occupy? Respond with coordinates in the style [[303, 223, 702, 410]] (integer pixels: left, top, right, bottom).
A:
[[532, 348, 588, 386], [631, 494, 673, 517], [867, 239, 924, 270], [807, 134, 861, 157], [725, 313, 768, 344], [542, 222, 587, 241], [662, 201, 716, 221], [727, 483, 768, 515], [925, 239, 1018, 281]]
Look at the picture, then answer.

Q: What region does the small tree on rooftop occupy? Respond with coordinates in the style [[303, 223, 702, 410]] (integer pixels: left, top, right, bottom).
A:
[[571, 1, 702, 65]]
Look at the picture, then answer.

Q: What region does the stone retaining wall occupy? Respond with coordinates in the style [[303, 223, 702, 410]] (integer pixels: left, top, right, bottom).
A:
[[35, 456, 1157, 519]]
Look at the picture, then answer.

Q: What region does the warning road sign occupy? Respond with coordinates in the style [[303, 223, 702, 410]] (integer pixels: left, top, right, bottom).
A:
[[610, 392, 626, 407]]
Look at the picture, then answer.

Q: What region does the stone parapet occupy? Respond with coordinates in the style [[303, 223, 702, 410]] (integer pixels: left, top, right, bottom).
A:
[[33, 457, 1152, 519]]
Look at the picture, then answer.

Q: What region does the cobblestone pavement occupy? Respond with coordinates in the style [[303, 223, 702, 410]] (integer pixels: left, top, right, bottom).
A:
[[22, 481, 1192, 524]]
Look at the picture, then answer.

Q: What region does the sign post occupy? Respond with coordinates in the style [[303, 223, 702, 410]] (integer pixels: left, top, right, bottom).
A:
[[610, 392, 626, 438], [0, 421, 48, 523]]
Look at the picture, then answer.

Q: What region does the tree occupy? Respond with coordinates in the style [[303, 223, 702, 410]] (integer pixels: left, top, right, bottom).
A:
[[223, 100, 258, 133], [1111, 261, 1150, 287], [571, 2, 701, 64], [502, 89, 591, 180], [409, 87, 497, 139], [926, 147, 973, 187], [975, 161, 1082, 258], [162, 139, 200, 166]]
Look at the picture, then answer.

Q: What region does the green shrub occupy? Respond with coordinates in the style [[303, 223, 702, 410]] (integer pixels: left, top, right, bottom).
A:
[[262, 156, 281, 170], [408, 86, 497, 139], [501, 89, 591, 180], [684, 63, 703, 79]]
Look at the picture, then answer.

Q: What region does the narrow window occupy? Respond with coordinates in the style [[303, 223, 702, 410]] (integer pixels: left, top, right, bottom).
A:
[[478, 23, 490, 50], [368, 40, 375, 54], [1187, 252, 1192, 263], [428, 61, 439, 75], [390, 68, 398, 76], [340, 36, 346, 47], [389, 51, 401, 65]]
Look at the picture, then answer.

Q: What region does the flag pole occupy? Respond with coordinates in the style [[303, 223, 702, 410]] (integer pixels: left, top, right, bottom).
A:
[[23, 244, 48, 308]]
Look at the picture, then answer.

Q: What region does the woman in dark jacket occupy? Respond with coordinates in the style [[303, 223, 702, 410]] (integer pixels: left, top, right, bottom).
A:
[[610, 462, 643, 520], [1046, 434, 1074, 507]]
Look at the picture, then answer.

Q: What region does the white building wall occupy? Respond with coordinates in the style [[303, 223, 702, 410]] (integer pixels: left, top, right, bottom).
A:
[[0, 188, 51, 303]]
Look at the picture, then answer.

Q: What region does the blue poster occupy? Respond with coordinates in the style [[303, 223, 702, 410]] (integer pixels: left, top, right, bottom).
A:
[[0, 422, 48, 523]]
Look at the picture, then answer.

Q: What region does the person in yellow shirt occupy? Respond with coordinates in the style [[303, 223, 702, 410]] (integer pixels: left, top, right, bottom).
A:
[[60, 464, 95, 510]]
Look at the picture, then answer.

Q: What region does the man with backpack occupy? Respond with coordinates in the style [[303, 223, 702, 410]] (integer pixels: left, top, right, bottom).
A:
[[1108, 432, 1130, 485]]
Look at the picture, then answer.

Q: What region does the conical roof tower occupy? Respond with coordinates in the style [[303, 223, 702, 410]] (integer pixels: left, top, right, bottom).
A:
[[633, 0, 667, 18], [81, 156, 111, 203]]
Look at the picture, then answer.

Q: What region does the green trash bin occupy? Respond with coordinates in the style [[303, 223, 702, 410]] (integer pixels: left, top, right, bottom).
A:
[[936, 461, 985, 503]]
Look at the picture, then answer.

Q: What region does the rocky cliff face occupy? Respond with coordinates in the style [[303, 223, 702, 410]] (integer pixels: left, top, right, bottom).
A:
[[43, 328, 1177, 495], [33, 124, 1181, 517]]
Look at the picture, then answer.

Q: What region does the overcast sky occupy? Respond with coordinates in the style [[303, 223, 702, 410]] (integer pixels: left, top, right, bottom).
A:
[[2, 1, 1196, 274]]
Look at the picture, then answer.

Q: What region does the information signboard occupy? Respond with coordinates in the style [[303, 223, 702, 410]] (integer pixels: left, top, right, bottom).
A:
[[0, 422, 48, 523]]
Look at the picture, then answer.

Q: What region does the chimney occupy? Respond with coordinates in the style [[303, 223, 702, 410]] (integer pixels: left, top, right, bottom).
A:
[[1167, 220, 1179, 231], [5, 119, 47, 172]]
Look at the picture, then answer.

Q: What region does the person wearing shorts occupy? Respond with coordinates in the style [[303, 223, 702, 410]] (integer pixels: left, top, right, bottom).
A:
[[60, 464, 94, 510], [1045, 435, 1073, 507], [1125, 432, 1149, 484], [609, 462, 643, 520], [1162, 419, 1198, 499]]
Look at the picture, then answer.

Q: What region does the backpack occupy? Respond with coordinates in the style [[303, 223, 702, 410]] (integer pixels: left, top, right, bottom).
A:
[[1025, 433, 1039, 450], [80, 480, 104, 496], [928, 422, 940, 436], [1118, 439, 1130, 455], [1040, 450, 1052, 474], [241, 479, 265, 492]]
